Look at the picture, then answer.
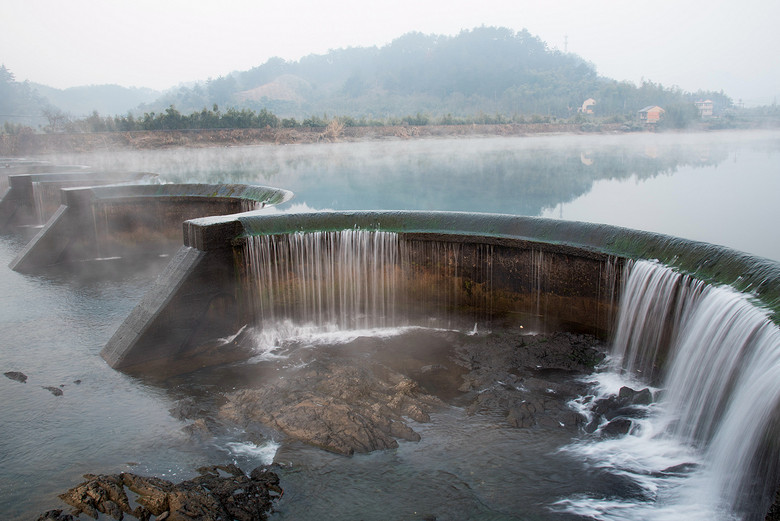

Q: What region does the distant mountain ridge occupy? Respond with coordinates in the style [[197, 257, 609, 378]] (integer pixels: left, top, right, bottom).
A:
[[136, 26, 732, 121], [4, 26, 732, 126]]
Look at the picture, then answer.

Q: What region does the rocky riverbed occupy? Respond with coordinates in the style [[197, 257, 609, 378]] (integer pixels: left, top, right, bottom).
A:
[[168, 327, 609, 455], [39, 326, 665, 519]]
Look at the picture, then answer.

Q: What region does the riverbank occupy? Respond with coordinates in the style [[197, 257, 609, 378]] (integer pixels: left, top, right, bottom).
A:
[[1, 122, 625, 155]]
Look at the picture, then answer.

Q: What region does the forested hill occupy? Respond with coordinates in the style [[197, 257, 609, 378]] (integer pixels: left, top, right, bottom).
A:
[[3, 26, 733, 129], [146, 26, 730, 120]]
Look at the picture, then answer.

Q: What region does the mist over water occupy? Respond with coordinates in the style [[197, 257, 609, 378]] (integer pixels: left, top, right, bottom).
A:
[[40, 130, 780, 261]]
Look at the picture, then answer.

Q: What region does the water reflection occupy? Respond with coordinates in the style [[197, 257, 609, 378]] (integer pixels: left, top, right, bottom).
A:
[[40, 130, 780, 260]]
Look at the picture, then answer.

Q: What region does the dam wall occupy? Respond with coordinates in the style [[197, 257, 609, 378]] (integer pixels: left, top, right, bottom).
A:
[[100, 211, 780, 377]]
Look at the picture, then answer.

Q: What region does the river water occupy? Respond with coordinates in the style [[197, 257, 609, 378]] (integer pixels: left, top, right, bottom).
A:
[[1, 130, 779, 520]]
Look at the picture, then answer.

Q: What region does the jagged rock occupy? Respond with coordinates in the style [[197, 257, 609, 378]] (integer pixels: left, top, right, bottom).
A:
[[585, 386, 654, 435], [454, 329, 603, 431], [43, 386, 64, 396], [591, 386, 653, 420], [180, 329, 604, 455], [35, 510, 75, 521], [55, 465, 281, 521], [219, 361, 443, 455], [4, 371, 27, 383], [169, 397, 211, 421], [618, 386, 653, 405]]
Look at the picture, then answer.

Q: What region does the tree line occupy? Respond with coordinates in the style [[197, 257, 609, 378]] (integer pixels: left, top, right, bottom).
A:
[[32, 104, 586, 134]]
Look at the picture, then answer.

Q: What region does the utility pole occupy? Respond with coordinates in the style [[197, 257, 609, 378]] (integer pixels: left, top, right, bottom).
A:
[[564, 34, 568, 53]]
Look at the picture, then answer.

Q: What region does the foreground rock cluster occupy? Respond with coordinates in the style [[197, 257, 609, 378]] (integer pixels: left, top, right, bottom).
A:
[[38, 464, 281, 521]]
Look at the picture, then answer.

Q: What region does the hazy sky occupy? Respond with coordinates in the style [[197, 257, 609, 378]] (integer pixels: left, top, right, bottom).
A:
[[3, 0, 778, 105]]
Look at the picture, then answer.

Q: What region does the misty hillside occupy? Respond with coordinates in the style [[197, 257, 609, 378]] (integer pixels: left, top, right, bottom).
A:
[[143, 26, 730, 121], [32, 83, 161, 117], [3, 26, 732, 127]]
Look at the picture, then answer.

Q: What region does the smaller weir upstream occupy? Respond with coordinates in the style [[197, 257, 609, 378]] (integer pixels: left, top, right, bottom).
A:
[[563, 260, 780, 520]]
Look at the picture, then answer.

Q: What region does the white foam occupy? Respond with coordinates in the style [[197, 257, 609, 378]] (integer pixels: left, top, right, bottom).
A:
[[224, 440, 280, 465], [248, 321, 456, 356]]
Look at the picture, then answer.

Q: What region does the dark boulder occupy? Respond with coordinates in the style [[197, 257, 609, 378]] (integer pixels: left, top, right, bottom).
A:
[[4, 371, 27, 383], [43, 386, 64, 396], [602, 418, 633, 437], [586, 385, 654, 436]]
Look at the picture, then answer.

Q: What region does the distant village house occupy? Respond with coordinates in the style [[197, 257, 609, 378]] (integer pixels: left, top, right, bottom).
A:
[[639, 105, 665, 124], [579, 98, 596, 114], [695, 99, 714, 118]]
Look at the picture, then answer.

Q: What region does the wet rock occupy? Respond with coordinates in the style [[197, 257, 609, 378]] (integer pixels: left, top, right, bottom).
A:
[[592, 386, 653, 420], [618, 386, 652, 405], [654, 462, 698, 477], [511, 332, 607, 373], [43, 386, 64, 396], [35, 510, 76, 521], [4, 371, 27, 383], [170, 397, 211, 421], [219, 361, 443, 455], [454, 329, 603, 431], [183, 329, 603, 456], [55, 465, 281, 521], [602, 418, 633, 437], [584, 386, 654, 436]]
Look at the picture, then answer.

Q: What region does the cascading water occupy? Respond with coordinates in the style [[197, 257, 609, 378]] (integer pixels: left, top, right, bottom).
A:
[[31, 181, 61, 226], [246, 230, 401, 330], [560, 259, 780, 520], [243, 229, 500, 353]]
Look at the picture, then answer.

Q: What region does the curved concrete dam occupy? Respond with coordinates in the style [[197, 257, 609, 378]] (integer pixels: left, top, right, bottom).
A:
[[101, 210, 780, 373], [97, 210, 780, 518]]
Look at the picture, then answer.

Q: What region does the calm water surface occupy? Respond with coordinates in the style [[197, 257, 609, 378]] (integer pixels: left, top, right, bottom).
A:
[[41, 129, 780, 261], [1, 130, 778, 519]]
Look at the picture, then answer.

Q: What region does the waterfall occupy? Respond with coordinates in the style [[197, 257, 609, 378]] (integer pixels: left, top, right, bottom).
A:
[[31, 181, 61, 225], [563, 259, 780, 520], [246, 230, 402, 330], [244, 230, 502, 335]]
